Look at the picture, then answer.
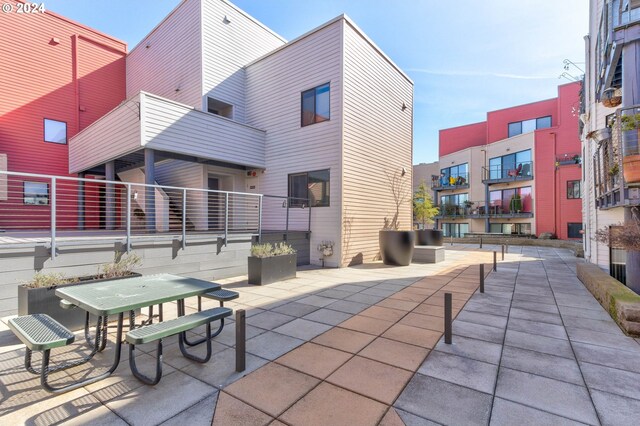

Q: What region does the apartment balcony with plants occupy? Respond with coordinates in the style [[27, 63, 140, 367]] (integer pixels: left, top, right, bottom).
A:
[[482, 150, 534, 185], [431, 163, 469, 191]]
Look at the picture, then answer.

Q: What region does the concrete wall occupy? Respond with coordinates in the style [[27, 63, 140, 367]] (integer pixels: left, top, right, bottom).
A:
[[0, 236, 253, 318], [258, 231, 311, 266], [413, 162, 439, 190]]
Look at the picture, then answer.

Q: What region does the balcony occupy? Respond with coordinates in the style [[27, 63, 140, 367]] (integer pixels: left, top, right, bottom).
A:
[[556, 153, 582, 166], [594, 107, 640, 209], [431, 173, 469, 191], [435, 200, 534, 219], [482, 161, 533, 185]]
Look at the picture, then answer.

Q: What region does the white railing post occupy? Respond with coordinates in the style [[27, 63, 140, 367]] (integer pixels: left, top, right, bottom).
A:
[[258, 195, 263, 243], [126, 184, 131, 253], [50, 177, 56, 259], [182, 189, 187, 250], [224, 192, 229, 246]]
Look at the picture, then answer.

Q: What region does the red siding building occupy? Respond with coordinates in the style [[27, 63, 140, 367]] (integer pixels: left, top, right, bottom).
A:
[[434, 82, 583, 240]]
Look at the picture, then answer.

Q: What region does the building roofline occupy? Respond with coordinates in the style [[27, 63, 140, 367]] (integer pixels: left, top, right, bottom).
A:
[[439, 121, 486, 133], [129, 0, 285, 56], [245, 14, 413, 85], [32, 0, 127, 51]]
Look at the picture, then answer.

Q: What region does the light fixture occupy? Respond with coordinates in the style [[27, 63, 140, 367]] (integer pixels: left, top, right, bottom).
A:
[[223, 15, 231, 24], [401, 167, 407, 176], [401, 102, 407, 111], [50, 37, 60, 45], [145, 43, 151, 49]]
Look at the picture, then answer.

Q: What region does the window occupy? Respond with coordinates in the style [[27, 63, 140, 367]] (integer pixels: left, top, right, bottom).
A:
[[440, 193, 469, 206], [439, 163, 469, 186], [207, 98, 233, 119], [441, 223, 469, 238], [488, 149, 533, 179], [44, 119, 67, 144], [567, 180, 581, 199], [24, 181, 49, 205], [489, 186, 532, 213], [301, 83, 330, 126], [567, 223, 583, 239], [507, 115, 552, 137], [490, 223, 531, 235], [288, 169, 330, 207]]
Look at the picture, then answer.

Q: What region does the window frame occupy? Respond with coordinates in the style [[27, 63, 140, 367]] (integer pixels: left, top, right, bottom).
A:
[[567, 180, 581, 199], [507, 115, 552, 137], [287, 169, 330, 207], [23, 181, 49, 205], [43, 118, 67, 144], [301, 83, 330, 127]]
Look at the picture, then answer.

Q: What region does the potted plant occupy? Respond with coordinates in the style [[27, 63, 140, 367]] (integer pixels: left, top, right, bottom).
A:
[[317, 241, 334, 267], [620, 113, 640, 183], [248, 242, 296, 285], [379, 170, 416, 266], [463, 200, 474, 215], [510, 194, 522, 213], [413, 180, 442, 246], [18, 252, 142, 330]]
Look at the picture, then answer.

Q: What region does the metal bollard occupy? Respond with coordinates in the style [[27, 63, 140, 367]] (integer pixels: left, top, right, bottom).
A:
[[444, 292, 452, 344], [236, 309, 246, 372], [493, 251, 497, 272], [450, 235, 453, 246], [480, 264, 485, 293], [480, 236, 483, 249], [502, 244, 505, 261]]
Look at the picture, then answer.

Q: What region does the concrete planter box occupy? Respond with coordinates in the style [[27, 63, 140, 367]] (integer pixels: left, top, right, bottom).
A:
[[18, 273, 141, 331], [379, 230, 416, 266], [248, 254, 296, 285], [577, 263, 640, 336]]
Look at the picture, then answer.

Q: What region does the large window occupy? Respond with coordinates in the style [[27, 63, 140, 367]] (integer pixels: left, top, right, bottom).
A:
[[288, 169, 330, 207], [301, 83, 330, 126], [439, 163, 468, 186], [44, 119, 67, 144], [441, 223, 469, 238], [567, 180, 581, 199], [567, 223, 583, 239], [488, 149, 532, 179], [489, 186, 532, 213], [24, 181, 49, 205], [508, 116, 552, 137], [440, 193, 469, 216], [207, 98, 233, 119], [490, 223, 531, 235]]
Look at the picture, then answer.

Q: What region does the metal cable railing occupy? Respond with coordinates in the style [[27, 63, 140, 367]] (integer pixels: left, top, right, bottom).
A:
[[0, 171, 310, 256]]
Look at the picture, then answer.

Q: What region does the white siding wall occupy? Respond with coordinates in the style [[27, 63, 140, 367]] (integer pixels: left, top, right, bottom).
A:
[[126, 0, 202, 108], [142, 93, 266, 168], [245, 20, 343, 267], [201, 0, 284, 123], [69, 94, 141, 173], [342, 21, 413, 266]]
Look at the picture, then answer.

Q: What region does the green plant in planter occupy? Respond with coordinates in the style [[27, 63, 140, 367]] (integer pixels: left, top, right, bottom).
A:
[[609, 163, 620, 176], [99, 252, 142, 279], [23, 272, 72, 289], [510, 194, 522, 213], [620, 113, 640, 131], [250, 242, 296, 258]]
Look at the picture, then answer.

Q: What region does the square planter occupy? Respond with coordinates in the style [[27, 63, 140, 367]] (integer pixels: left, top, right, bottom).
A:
[[248, 253, 296, 285], [18, 273, 141, 331]]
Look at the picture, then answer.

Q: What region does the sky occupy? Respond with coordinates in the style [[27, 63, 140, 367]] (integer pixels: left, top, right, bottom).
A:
[[42, 0, 589, 164]]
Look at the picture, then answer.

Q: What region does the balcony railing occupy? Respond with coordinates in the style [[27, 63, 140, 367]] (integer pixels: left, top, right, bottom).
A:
[[0, 170, 310, 257], [431, 173, 469, 190], [556, 153, 582, 166], [435, 200, 534, 219], [482, 161, 533, 184]]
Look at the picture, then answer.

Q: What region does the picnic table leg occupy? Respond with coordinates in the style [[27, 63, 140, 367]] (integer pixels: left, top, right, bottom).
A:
[[84, 313, 108, 352], [178, 298, 226, 347], [39, 312, 125, 394]]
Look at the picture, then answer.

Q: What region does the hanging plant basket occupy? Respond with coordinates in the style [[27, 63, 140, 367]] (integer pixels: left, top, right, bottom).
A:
[[602, 88, 622, 108]]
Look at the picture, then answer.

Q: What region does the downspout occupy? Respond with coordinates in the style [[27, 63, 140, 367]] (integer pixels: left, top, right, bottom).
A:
[[72, 34, 80, 135], [551, 131, 558, 236]]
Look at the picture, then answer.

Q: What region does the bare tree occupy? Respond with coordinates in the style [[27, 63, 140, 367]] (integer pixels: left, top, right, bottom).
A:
[[382, 169, 410, 230], [594, 207, 640, 251]]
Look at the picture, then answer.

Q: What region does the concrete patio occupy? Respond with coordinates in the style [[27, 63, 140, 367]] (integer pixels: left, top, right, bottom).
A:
[[1, 245, 638, 425]]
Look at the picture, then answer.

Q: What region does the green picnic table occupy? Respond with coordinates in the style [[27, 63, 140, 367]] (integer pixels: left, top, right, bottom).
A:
[[48, 274, 221, 391]]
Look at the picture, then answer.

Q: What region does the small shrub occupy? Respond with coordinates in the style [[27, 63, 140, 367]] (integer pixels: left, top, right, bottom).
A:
[[99, 252, 142, 279], [250, 242, 296, 258], [23, 272, 71, 289]]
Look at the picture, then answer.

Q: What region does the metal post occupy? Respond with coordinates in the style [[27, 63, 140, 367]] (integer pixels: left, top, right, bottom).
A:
[[258, 196, 263, 243], [144, 149, 155, 232], [450, 235, 453, 246], [502, 244, 505, 261], [51, 177, 56, 259], [480, 264, 485, 293], [480, 236, 483, 248], [493, 251, 497, 272], [77, 172, 85, 230], [235, 309, 246, 372], [224, 192, 229, 246], [126, 185, 131, 253], [444, 293, 452, 344], [182, 189, 187, 250], [105, 161, 116, 231], [284, 198, 289, 241]]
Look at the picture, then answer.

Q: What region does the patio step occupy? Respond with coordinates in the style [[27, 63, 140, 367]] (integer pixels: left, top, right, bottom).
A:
[[8, 314, 75, 351], [126, 307, 232, 345]]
